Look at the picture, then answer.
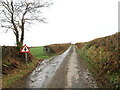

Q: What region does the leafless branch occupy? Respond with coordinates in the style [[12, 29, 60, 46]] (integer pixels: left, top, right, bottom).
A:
[[0, 0, 52, 47]]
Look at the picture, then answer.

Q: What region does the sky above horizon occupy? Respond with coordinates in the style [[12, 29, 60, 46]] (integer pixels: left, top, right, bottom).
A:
[[0, 0, 119, 46]]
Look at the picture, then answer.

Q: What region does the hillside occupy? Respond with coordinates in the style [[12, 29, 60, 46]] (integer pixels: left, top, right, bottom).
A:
[[76, 32, 120, 88]]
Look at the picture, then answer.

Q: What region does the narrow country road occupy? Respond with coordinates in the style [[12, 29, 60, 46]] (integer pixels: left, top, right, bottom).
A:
[[13, 45, 97, 88]]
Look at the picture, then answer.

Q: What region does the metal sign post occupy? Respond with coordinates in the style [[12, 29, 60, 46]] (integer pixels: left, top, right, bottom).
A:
[[25, 53, 28, 64]]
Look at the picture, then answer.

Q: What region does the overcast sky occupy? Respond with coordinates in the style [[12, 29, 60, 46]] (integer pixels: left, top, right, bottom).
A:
[[0, 0, 119, 46]]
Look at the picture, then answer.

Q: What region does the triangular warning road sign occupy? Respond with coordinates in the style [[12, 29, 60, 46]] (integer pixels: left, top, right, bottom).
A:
[[20, 44, 30, 53]]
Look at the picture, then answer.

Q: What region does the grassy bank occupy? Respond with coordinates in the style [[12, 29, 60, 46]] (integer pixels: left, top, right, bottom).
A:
[[3, 58, 41, 88], [76, 32, 120, 88]]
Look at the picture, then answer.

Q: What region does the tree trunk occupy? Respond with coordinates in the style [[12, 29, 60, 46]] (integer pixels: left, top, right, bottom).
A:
[[15, 31, 23, 51], [20, 28, 24, 46], [19, 17, 25, 50]]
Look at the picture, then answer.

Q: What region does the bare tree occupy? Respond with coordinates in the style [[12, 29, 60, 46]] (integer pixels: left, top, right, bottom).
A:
[[0, 0, 51, 50]]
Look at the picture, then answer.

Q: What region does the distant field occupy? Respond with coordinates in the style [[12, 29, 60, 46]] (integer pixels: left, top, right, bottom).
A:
[[30, 44, 71, 59], [30, 46, 49, 59]]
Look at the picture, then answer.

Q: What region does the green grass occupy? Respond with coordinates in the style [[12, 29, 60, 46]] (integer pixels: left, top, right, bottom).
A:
[[30, 46, 55, 59], [30, 46, 47, 59]]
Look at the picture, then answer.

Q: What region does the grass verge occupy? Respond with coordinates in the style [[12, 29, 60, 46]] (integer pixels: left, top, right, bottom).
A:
[[2, 58, 41, 88]]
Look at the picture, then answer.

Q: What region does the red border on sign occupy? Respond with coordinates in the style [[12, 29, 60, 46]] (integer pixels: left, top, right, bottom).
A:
[[20, 44, 30, 53]]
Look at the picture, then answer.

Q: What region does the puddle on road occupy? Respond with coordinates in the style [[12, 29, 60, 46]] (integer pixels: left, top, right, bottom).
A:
[[18, 46, 71, 88]]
